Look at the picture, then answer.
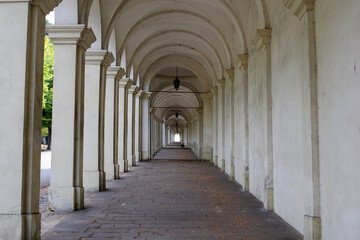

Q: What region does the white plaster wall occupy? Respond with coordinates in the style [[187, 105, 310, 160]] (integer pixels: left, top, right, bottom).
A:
[[233, 67, 246, 186], [316, 0, 360, 239], [270, 2, 310, 233], [248, 49, 266, 202]]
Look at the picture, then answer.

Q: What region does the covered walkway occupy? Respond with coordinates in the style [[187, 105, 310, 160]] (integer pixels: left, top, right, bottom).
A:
[[42, 148, 301, 240]]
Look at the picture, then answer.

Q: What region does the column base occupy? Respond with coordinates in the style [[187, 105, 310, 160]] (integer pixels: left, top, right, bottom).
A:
[[138, 151, 142, 162], [244, 172, 249, 191], [132, 155, 136, 166], [83, 170, 105, 192], [49, 186, 84, 211], [124, 159, 129, 172], [203, 152, 211, 161], [99, 170, 106, 191], [304, 215, 321, 240], [214, 156, 218, 166], [105, 163, 115, 180], [221, 159, 225, 172], [142, 151, 149, 161], [0, 213, 41, 240], [264, 187, 274, 211], [230, 164, 235, 180]]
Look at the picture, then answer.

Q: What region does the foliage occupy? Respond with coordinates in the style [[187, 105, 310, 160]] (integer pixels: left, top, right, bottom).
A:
[[42, 35, 54, 129]]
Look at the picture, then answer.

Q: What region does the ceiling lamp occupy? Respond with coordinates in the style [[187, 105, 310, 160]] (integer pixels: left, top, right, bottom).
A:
[[174, 67, 180, 90], [175, 112, 179, 118], [176, 122, 178, 127]]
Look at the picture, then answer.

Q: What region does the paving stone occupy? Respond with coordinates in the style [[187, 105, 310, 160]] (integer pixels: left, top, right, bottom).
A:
[[42, 148, 302, 240]]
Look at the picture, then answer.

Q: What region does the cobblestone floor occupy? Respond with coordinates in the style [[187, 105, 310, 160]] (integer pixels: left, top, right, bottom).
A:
[[42, 148, 302, 240]]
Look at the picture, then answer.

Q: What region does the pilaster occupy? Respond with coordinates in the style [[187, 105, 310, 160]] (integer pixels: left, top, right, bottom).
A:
[[104, 66, 125, 180], [127, 85, 139, 167], [135, 90, 144, 163], [210, 86, 218, 165], [83, 50, 112, 192], [48, 25, 95, 212], [253, 29, 274, 211], [118, 78, 133, 172], [238, 54, 250, 191]]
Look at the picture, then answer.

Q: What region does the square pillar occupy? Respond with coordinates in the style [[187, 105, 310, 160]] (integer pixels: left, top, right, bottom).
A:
[[0, 1, 60, 238], [141, 93, 151, 160], [217, 79, 225, 171], [104, 66, 125, 180], [134, 90, 144, 163], [200, 93, 213, 161], [47, 25, 96, 211], [83, 50, 114, 192], [211, 87, 218, 165], [118, 78, 133, 172], [127, 85, 139, 167]]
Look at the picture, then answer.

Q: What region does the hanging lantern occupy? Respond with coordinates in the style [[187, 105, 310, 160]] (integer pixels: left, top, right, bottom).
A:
[[174, 67, 180, 90], [175, 112, 179, 118], [176, 122, 178, 127]]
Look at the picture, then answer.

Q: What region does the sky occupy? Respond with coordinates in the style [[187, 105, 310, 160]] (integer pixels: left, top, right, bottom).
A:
[[46, 11, 55, 24]]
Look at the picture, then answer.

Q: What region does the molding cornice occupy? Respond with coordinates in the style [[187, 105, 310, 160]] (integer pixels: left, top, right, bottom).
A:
[[237, 54, 249, 70], [30, 0, 62, 15], [216, 79, 225, 88], [106, 66, 121, 79], [46, 25, 85, 45], [149, 108, 156, 115], [119, 78, 133, 89], [225, 68, 234, 82], [128, 85, 139, 95], [85, 50, 107, 65], [210, 86, 218, 95], [283, 0, 315, 20], [252, 29, 272, 53], [137, 90, 144, 98]]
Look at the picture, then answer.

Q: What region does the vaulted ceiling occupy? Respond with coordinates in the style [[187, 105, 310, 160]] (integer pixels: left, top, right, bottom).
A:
[[58, 0, 268, 123]]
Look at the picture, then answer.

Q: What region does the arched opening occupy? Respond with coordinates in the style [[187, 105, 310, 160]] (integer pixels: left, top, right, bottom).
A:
[[174, 133, 181, 142]]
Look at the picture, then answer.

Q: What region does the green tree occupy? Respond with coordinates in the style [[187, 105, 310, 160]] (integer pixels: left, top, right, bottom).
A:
[[42, 35, 54, 149]]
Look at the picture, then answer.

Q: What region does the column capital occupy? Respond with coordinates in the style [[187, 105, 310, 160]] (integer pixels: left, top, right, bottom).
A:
[[128, 85, 139, 95], [200, 93, 212, 102], [216, 79, 225, 88], [225, 68, 234, 82], [210, 86, 218, 95], [136, 90, 144, 98], [102, 52, 115, 68], [46, 25, 85, 45], [85, 50, 107, 65], [237, 54, 249, 70], [142, 92, 152, 99], [30, 0, 62, 15], [149, 108, 156, 115], [78, 28, 96, 50], [252, 29, 272, 53], [283, 0, 314, 20], [119, 78, 133, 89], [106, 66, 125, 80]]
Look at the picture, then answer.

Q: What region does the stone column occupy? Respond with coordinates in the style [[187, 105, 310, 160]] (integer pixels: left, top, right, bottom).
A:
[[164, 125, 168, 147], [104, 66, 125, 180], [134, 90, 144, 163], [0, 1, 61, 238], [83, 50, 114, 192], [184, 126, 188, 146], [118, 78, 133, 173], [47, 25, 95, 211], [217, 79, 225, 171], [211, 87, 218, 165], [162, 121, 167, 147], [200, 93, 213, 161], [127, 85, 139, 167], [253, 29, 274, 211]]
